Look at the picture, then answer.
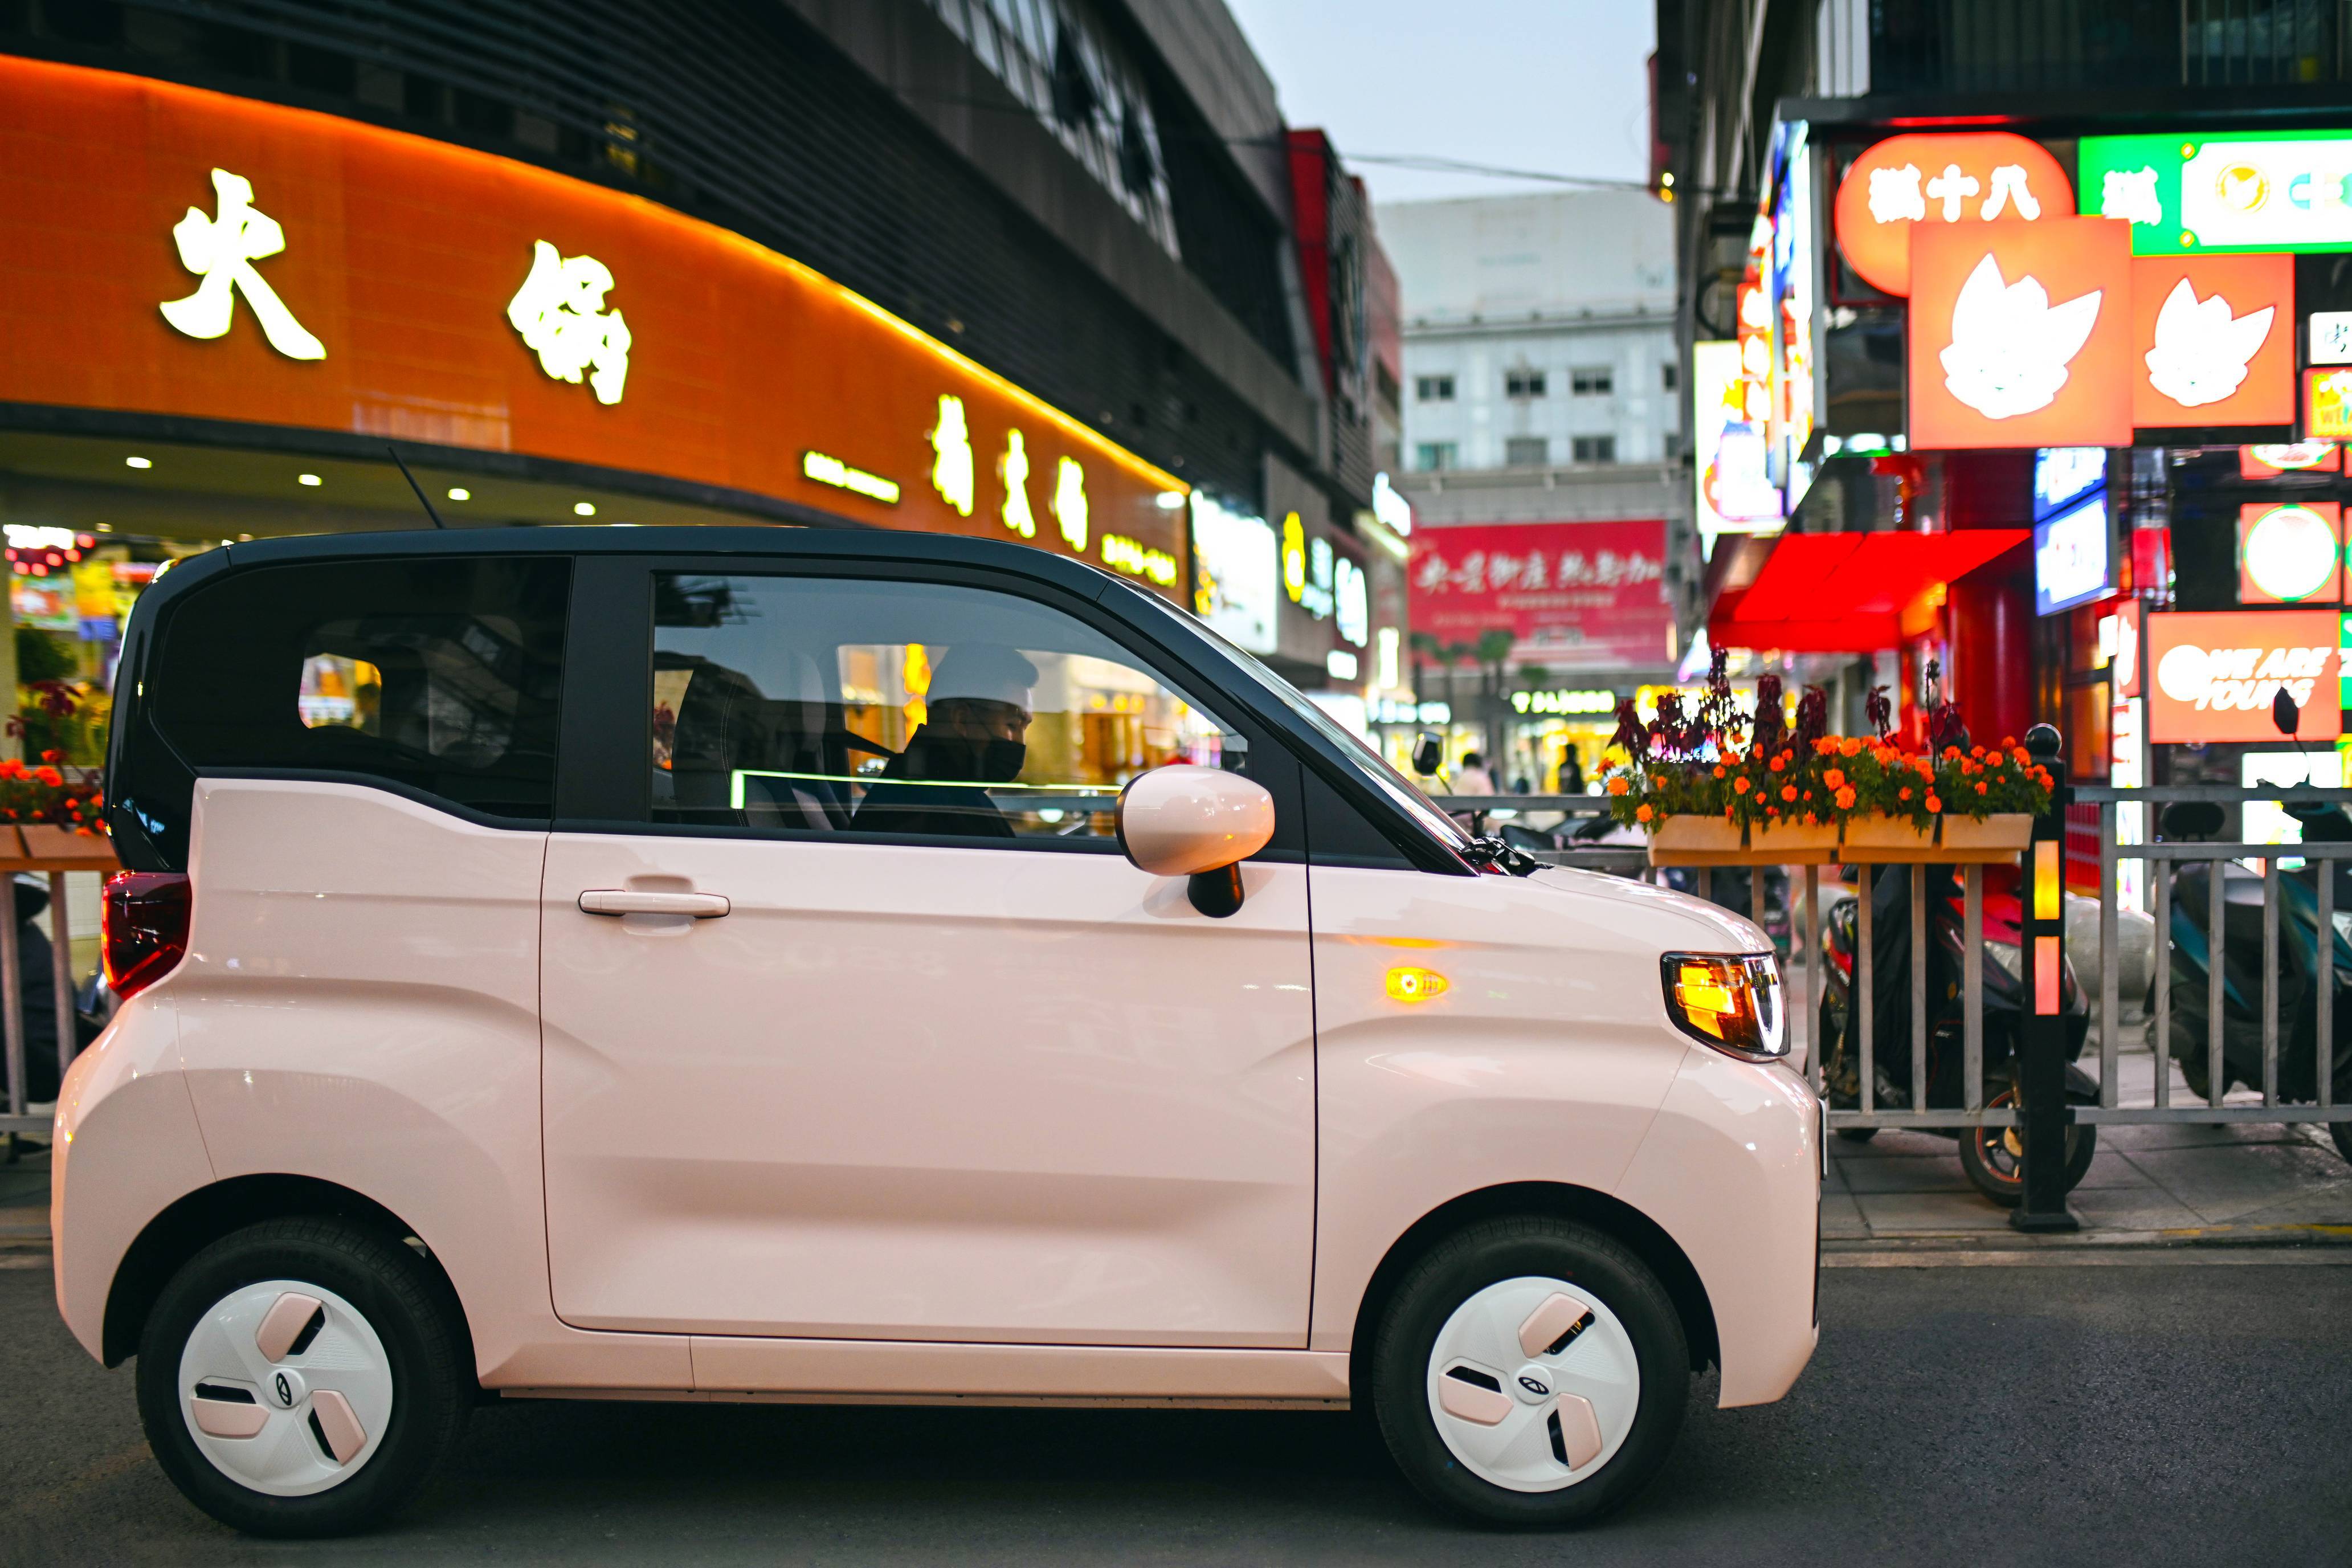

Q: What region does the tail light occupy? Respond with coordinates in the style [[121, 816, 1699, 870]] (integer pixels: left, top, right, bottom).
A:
[[103, 872, 191, 999]]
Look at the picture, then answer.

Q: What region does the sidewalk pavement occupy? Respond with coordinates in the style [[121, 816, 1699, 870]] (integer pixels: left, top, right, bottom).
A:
[[0, 1141, 50, 1270], [1826, 1046, 2352, 1247]]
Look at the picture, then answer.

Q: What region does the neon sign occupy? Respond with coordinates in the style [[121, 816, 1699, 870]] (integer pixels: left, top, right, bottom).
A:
[[1100, 533, 1177, 586], [801, 451, 900, 504], [159, 168, 325, 360]]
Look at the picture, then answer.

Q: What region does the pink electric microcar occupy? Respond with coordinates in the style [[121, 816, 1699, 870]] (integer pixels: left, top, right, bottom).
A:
[[56, 527, 1818, 1535]]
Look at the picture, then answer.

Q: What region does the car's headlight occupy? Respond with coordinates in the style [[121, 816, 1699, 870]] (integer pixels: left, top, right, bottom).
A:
[[1661, 952, 1787, 1061]]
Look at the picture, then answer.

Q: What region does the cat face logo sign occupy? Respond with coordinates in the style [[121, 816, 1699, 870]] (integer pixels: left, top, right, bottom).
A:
[[2132, 254, 2293, 427], [1909, 218, 2133, 448]]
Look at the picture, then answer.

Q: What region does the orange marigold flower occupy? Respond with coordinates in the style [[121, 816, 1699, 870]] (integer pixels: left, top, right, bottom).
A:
[[1925, 794, 1943, 813], [1766, 805, 1781, 816], [1769, 755, 1787, 773], [2013, 747, 2031, 766], [1975, 781, 1988, 794], [1842, 736, 1863, 757], [1635, 803, 1653, 822], [1835, 786, 1857, 810], [1735, 777, 1750, 793], [1899, 786, 1913, 801], [1713, 765, 1727, 779], [1824, 768, 1846, 789], [1780, 785, 1798, 802], [1652, 774, 1668, 788], [1607, 776, 1630, 795], [1815, 737, 1838, 754]]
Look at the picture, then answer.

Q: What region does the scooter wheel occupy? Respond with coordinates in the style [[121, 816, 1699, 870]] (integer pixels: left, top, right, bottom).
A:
[[1959, 1087, 2097, 1208]]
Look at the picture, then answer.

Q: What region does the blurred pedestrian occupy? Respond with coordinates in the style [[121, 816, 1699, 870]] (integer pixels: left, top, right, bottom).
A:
[[1453, 751, 1497, 794], [1557, 744, 1586, 795]]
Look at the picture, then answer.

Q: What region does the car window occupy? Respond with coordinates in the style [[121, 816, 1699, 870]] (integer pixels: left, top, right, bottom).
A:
[[147, 556, 569, 820], [651, 573, 1235, 844]]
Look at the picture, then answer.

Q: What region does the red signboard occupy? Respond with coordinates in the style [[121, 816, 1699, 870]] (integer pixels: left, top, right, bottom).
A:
[[2239, 501, 2342, 605], [1833, 132, 2073, 297], [2145, 609, 2341, 743], [1909, 218, 2135, 450], [2131, 254, 2294, 428], [2240, 442, 2340, 479], [1407, 520, 1669, 666]]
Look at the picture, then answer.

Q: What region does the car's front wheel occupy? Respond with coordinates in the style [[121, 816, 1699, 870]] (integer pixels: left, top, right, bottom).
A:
[[136, 1217, 471, 1537], [1370, 1215, 1688, 1527]]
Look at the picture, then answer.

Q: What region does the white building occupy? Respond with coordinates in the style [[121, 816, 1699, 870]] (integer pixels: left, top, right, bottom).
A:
[[1374, 189, 1697, 787], [1377, 189, 1681, 474]]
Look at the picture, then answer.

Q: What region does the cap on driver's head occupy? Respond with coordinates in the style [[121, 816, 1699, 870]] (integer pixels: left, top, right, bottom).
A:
[[929, 644, 1039, 710]]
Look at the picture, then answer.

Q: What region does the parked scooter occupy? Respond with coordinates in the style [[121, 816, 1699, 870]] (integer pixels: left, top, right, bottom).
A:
[[1818, 860, 2099, 1205], [2154, 795, 2352, 1165]]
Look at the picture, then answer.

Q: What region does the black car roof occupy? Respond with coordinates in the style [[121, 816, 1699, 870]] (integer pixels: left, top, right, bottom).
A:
[[205, 524, 1128, 599]]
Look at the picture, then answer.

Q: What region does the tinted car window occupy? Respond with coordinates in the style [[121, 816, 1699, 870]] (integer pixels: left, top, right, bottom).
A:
[[652, 572, 1232, 844], [149, 556, 569, 820]]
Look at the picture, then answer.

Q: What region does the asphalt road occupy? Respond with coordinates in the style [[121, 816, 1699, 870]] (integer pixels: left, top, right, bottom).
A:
[[5, 1260, 2350, 1567]]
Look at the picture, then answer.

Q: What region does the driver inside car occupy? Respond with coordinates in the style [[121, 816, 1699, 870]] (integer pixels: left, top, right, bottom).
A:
[[851, 643, 1038, 839]]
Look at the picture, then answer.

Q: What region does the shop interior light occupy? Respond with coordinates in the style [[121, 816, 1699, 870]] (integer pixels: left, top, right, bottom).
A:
[[297, 473, 321, 486], [574, 501, 597, 516], [124, 455, 152, 469], [446, 487, 469, 501], [1155, 490, 1187, 509]]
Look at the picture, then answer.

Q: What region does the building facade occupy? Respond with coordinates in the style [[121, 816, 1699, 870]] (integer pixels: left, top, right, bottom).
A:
[[1659, 0, 2352, 887], [1377, 190, 1694, 787], [0, 0, 1393, 733]]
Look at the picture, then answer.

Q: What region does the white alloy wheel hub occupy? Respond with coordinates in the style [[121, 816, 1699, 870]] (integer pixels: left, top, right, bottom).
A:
[[1426, 1275, 1640, 1492], [177, 1279, 394, 1497]]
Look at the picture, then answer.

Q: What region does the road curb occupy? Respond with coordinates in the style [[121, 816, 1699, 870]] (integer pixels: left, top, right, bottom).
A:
[[1823, 1222, 2352, 1264]]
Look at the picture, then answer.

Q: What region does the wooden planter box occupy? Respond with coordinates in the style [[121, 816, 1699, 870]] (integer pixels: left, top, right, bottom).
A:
[[1836, 812, 2031, 864], [1647, 815, 1837, 866], [1648, 812, 2032, 867], [0, 824, 119, 871]]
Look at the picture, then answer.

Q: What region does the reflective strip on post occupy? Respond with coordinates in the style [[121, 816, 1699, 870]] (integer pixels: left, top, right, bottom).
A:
[[2034, 933, 2062, 1016]]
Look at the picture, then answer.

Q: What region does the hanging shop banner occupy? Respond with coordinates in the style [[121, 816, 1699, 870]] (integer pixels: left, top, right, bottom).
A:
[[1908, 218, 2134, 450], [1833, 132, 2073, 296], [2034, 493, 2113, 615], [2145, 609, 2342, 743], [2081, 131, 2352, 255], [2129, 254, 2294, 427], [1692, 339, 1784, 545], [2033, 447, 2108, 520], [1407, 520, 1669, 667], [0, 55, 1187, 591], [2239, 501, 2342, 606], [2241, 441, 2341, 478]]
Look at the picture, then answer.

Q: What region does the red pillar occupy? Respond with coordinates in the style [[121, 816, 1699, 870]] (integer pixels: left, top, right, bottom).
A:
[[1947, 564, 2034, 746]]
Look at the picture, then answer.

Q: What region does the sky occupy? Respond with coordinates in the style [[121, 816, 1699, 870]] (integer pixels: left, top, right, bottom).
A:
[[1220, 0, 1658, 209]]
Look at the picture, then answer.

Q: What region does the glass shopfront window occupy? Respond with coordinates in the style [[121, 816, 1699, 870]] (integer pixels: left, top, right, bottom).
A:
[[651, 573, 1229, 843]]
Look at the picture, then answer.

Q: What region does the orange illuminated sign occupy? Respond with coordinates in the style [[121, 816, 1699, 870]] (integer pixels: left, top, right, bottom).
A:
[[2239, 501, 2342, 605], [2145, 609, 2341, 743], [2240, 442, 2339, 479], [0, 57, 1187, 590], [1906, 218, 2133, 450], [1832, 132, 2072, 296], [2130, 255, 2294, 428]]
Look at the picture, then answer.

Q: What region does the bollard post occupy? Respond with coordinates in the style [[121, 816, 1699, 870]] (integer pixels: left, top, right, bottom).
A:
[[2011, 723, 2080, 1233]]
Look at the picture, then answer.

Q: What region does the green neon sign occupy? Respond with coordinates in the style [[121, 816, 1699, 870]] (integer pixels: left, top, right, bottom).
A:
[[2079, 130, 2352, 255]]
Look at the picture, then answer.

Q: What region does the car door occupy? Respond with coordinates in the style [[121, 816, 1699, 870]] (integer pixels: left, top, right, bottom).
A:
[[538, 557, 1318, 1348]]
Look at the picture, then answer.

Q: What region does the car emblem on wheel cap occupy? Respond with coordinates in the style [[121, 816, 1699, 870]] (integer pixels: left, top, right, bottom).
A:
[[1517, 1373, 1550, 1398]]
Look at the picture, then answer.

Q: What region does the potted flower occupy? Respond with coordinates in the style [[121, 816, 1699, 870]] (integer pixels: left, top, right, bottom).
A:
[[0, 750, 112, 865], [1601, 661, 2051, 865]]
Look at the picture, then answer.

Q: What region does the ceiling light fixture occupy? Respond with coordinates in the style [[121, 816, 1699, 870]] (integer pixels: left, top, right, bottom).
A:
[[124, 455, 152, 469], [574, 501, 597, 516], [447, 487, 471, 501], [297, 473, 321, 487]]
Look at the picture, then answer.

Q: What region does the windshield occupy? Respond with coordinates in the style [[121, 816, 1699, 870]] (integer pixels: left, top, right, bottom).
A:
[[1173, 610, 1474, 854]]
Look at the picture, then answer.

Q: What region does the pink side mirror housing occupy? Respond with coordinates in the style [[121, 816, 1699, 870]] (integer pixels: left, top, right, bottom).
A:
[[1116, 765, 1275, 877]]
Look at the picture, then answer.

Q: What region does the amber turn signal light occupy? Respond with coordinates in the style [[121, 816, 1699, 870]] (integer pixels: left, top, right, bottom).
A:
[[1660, 952, 1786, 1061]]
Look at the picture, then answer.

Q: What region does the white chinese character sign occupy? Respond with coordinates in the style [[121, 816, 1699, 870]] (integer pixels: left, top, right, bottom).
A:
[[928, 395, 975, 517], [1832, 132, 2073, 296], [1406, 520, 1669, 667], [506, 240, 631, 405], [2081, 130, 2352, 255], [158, 168, 325, 360]]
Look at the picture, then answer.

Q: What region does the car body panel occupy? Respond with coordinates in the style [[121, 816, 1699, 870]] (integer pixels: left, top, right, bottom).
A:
[[540, 831, 1317, 1346]]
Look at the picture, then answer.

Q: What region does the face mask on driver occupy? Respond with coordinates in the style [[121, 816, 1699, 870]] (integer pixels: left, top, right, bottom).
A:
[[977, 737, 1027, 783]]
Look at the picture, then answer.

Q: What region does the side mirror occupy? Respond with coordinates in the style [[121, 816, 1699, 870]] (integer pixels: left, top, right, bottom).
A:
[[1116, 764, 1276, 918], [1411, 731, 1444, 776]]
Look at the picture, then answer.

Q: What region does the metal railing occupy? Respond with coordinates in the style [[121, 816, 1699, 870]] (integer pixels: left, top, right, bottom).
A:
[[0, 871, 91, 1141], [1431, 779, 2352, 1145]]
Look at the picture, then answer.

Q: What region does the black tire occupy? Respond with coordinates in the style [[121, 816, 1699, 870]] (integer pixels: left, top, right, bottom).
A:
[[1958, 1087, 2097, 1208], [1835, 1127, 1879, 1144], [136, 1218, 471, 1537], [1370, 1216, 1688, 1528]]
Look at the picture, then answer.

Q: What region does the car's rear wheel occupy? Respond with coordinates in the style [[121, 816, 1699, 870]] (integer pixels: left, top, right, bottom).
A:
[[136, 1218, 470, 1537], [1370, 1216, 1687, 1527]]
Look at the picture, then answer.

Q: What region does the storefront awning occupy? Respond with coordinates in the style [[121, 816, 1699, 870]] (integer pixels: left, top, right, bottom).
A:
[[1708, 529, 2030, 654]]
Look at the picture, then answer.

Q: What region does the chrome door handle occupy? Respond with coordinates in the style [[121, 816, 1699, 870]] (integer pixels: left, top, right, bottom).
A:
[[578, 890, 731, 918]]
